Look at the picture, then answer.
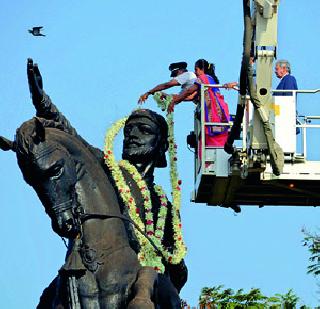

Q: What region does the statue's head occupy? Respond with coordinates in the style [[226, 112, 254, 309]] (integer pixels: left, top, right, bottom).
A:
[[122, 109, 169, 168]]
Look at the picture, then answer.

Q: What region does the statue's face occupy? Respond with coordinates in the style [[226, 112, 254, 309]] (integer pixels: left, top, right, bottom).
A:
[[122, 116, 161, 165]]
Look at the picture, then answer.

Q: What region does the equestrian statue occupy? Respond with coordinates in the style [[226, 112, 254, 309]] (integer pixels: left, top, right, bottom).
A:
[[0, 59, 187, 308]]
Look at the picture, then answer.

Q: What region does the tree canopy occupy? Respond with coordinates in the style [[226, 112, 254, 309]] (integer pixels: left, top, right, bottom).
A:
[[194, 286, 310, 309], [303, 228, 320, 277]]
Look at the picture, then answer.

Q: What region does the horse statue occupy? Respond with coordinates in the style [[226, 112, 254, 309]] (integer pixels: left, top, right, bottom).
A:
[[0, 59, 182, 308]]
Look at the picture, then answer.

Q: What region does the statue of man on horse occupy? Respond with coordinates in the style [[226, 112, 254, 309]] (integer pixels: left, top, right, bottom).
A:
[[0, 59, 187, 308]]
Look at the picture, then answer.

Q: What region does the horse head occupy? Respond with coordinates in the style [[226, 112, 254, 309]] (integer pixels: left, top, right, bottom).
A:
[[1, 116, 181, 308], [4, 117, 80, 238]]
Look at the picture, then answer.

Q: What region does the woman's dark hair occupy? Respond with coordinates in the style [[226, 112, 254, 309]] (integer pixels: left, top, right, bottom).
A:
[[195, 59, 220, 84]]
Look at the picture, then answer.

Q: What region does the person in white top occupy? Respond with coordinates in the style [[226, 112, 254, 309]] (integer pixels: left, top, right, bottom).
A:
[[138, 62, 197, 104]]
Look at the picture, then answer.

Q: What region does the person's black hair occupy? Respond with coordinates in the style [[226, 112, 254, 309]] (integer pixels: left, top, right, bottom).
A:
[[195, 59, 220, 84]]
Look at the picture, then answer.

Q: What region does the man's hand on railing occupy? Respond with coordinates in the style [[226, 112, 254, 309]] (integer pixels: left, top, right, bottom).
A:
[[223, 82, 239, 91]]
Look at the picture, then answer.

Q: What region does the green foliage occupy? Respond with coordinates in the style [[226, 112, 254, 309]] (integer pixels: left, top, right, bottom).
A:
[[194, 228, 320, 309], [198, 286, 305, 309], [275, 289, 299, 308], [302, 228, 320, 276], [199, 285, 278, 308]]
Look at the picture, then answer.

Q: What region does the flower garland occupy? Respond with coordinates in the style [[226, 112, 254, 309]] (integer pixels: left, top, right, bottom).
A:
[[103, 101, 187, 272], [153, 92, 187, 264], [103, 118, 162, 270], [119, 160, 169, 273]]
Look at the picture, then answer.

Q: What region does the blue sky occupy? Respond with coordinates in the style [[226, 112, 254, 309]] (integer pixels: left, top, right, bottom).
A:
[[1, 0, 320, 307]]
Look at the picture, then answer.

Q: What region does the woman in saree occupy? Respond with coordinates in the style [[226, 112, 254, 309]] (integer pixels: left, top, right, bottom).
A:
[[168, 59, 234, 148]]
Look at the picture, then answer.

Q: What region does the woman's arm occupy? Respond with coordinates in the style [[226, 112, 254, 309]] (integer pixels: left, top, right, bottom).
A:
[[167, 84, 198, 113]]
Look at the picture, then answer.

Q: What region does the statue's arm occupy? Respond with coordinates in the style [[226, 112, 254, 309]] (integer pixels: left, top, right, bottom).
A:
[[40, 91, 104, 161], [39, 92, 78, 136], [27, 59, 105, 162], [27, 58, 77, 136]]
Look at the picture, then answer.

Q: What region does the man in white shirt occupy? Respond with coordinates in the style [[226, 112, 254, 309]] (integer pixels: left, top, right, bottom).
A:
[[138, 61, 197, 103]]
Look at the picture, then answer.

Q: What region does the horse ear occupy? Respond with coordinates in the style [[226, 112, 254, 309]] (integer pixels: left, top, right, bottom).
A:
[[0, 136, 16, 152], [33, 117, 45, 142]]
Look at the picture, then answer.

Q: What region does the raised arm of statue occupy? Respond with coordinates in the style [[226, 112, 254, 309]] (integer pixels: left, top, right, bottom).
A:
[[27, 58, 104, 161], [27, 58, 77, 136], [27, 58, 104, 162]]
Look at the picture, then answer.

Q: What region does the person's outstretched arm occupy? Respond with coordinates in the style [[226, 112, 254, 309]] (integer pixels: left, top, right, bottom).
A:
[[138, 79, 180, 104]]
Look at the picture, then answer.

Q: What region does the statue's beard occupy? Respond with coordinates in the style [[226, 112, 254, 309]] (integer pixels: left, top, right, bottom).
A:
[[122, 146, 158, 166]]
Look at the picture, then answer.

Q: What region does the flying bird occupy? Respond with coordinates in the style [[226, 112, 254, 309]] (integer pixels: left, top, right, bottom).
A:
[[28, 26, 45, 37]]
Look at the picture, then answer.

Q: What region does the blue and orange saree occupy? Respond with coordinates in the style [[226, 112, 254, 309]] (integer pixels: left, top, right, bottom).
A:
[[195, 74, 230, 147]]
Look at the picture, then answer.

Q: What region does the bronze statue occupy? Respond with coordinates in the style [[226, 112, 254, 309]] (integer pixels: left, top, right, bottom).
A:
[[121, 109, 188, 295], [0, 59, 186, 308]]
